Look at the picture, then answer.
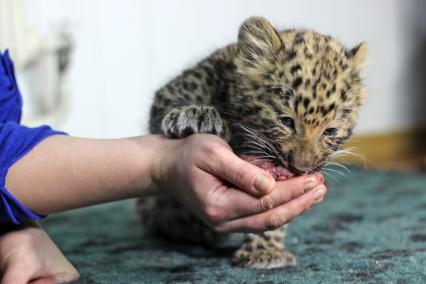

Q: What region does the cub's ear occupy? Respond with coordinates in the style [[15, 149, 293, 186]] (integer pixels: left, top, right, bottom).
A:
[[237, 16, 282, 63], [348, 42, 368, 70]]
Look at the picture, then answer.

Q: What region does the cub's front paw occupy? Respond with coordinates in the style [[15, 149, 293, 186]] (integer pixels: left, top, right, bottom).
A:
[[161, 105, 227, 138], [232, 248, 297, 269]]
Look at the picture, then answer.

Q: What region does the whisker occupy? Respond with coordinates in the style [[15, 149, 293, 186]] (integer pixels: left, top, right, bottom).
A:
[[324, 161, 351, 173], [234, 142, 269, 153], [248, 157, 274, 164], [240, 142, 272, 153], [239, 150, 276, 159], [329, 147, 375, 170], [320, 170, 338, 183], [322, 166, 346, 177]]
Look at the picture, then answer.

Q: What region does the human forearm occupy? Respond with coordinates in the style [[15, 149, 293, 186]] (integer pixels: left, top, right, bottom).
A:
[[5, 133, 326, 233], [5, 135, 165, 215]]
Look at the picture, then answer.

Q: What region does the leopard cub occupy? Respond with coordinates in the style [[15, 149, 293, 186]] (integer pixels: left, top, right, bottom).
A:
[[137, 16, 367, 269]]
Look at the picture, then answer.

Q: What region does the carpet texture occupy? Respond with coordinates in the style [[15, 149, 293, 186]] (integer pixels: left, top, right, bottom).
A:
[[42, 168, 426, 283]]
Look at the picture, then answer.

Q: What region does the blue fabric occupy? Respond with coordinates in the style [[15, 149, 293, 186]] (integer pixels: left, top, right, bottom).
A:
[[0, 50, 22, 124], [0, 50, 66, 224]]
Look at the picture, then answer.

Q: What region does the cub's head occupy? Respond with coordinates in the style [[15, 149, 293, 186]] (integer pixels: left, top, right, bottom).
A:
[[229, 16, 367, 174]]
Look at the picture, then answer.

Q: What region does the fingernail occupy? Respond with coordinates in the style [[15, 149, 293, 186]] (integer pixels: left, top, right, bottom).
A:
[[255, 175, 272, 192], [314, 172, 324, 183], [313, 186, 326, 201], [304, 176, 320, 192]]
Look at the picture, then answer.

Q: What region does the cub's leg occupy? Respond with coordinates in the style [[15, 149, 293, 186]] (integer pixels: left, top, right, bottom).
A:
[[136, 197, 219, 244], [161, 105, 229, 140], [232, 227, 296, 269]]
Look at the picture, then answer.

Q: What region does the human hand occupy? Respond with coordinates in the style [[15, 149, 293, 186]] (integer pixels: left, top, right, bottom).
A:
[[152, 134, 327, 233], [0, 223, 79, 284]]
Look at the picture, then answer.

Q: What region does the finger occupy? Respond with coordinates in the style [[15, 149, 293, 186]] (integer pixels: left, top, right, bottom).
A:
[[214, 185, 327, 233], [217, 185, 326, 233], [201, 147, 276, 196], [29, 277, 57, 284], [32, 255, 80, 284], [52, 270, 80, 283], [214, 174, 322, 221], [1, 268, 32, 284], [312, 194, 325, 205], [29, 270, 80, 284]]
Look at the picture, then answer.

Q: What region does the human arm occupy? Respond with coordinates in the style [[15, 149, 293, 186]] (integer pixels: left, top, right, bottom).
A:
[[6, 133, 326, 231], [5, 134, 162, 215]]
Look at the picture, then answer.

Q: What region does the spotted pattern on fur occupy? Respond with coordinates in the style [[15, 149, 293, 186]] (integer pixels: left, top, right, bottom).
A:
[[138, 16, 367, 269]]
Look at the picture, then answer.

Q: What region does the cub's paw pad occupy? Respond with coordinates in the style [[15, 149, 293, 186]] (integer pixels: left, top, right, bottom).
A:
[[161, 106, 225, 138], [232, 249, 297, 269]]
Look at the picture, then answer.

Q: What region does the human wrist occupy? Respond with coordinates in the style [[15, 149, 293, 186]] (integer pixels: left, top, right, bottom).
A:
[[131, 134, 178, 197], [142, 135, 179, 196]]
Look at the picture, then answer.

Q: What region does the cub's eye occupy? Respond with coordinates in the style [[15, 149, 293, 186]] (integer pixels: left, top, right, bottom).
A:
[[323, 127, 339, 136], [279, 116, 295, 129]]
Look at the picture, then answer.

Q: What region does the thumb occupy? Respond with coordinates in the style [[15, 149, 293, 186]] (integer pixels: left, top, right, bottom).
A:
[[205, 147, 276, 196]]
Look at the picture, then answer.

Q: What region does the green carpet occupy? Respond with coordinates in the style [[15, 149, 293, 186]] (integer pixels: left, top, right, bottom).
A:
[[42, 168, 426, 283]]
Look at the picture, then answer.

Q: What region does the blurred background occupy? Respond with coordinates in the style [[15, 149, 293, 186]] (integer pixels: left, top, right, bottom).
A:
[[1, 0, 425, 170]]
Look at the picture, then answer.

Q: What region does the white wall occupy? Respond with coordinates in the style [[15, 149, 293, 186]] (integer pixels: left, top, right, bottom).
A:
[[18, 0, 426, 138]]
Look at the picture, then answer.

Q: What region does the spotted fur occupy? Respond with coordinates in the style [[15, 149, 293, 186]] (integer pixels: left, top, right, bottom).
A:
[[137, 16, 367, 269]]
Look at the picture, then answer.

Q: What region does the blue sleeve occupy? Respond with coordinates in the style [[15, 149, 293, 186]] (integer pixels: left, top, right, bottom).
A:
[[0, 50, 22, 124], [0, 122, 67, 224], [0, 49, 68, 224]]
